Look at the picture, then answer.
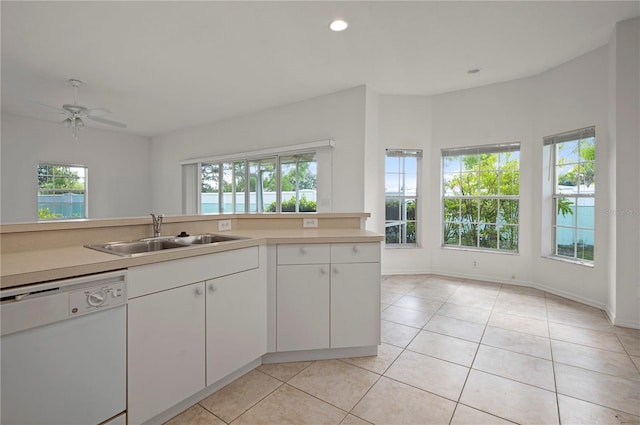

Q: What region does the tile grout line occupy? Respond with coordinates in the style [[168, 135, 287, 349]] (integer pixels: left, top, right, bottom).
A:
[[546, 290, 563, 425], [199, 368, 286, 424], [448, 283, 500, 425], [378, 277, 467, 418]]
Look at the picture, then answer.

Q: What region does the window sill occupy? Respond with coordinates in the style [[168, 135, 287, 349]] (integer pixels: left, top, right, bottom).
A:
[[543, 255, 594, 268], [385, 243, 420, 250], [440, 245, 519, 256]]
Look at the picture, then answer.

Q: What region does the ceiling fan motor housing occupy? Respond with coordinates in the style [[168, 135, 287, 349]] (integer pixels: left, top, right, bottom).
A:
[[63, 104, 88, 114]]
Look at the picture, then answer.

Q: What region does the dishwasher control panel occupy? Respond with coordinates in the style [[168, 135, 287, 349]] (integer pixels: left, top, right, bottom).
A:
[[69, 281, 126, 316]]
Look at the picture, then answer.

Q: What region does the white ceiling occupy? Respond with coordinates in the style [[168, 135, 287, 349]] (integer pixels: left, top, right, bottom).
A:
[[2, 1, 638, 138]]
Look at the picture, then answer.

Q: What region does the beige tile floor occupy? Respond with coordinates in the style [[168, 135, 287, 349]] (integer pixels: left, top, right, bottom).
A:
[[164, 274, 640, 425]]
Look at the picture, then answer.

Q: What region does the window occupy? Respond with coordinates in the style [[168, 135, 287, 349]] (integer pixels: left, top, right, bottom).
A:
[[385, 149, 421, 246], [442, 143, 520, 252], [201, 153, 317, 214], [37, 163, 87, 220], [544, 127, 595, 262], [279, 153, 317, 212]]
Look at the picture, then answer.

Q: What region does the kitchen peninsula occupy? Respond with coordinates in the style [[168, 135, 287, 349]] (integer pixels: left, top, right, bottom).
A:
[[1, 213, 383, 425]]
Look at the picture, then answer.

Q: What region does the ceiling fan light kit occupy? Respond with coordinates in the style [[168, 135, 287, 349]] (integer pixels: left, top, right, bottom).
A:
[[40, 78, 127, 139]]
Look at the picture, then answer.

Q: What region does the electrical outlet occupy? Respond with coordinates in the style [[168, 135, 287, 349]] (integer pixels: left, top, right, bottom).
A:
[[218, 220, 232, 231], [472, 260, 479, 268], [303, 217, 318, 228]]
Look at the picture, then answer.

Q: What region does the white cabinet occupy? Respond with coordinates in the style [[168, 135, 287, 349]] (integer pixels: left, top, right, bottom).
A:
[[127, 281, 206, 425], [277, 264, 330, 351], [330, 243, 381, 348], [127, 247, 264, 425], [331, 263, 381, 348], [276, 243, 380, 352], [206, 268, 266, 385]]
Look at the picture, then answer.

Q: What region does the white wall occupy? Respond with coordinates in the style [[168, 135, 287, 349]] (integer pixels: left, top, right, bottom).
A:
[[529, 46, 610, 306], [609, 18, 640, 327], [0, 113, 153, 222], [378, 95, 433, 273], [150, 86, 367, 215], [430, 77, 537, 286], [363, 87, 382, 234], [377, 44, 624, 316]]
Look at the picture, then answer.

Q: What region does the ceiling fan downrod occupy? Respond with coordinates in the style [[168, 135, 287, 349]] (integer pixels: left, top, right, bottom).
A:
[[66, 79, 85, 138]]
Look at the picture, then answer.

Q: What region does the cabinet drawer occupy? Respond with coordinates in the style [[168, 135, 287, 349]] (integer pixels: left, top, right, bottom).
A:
[[331, 243, 380, 264], [277, 244, 330, 265], [128, 246, 259, 298]]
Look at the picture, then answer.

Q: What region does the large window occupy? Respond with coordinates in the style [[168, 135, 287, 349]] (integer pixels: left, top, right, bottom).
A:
[[201, 153, 317, 213], [37, 163, 87, 220], [544, 127, 595, 262], [442, 143, 520, 252], [385, 149, 421, 246]]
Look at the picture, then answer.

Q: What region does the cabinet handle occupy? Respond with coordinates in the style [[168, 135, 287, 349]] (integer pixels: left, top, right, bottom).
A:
[[208, 283, 216, 293], [300, 247, 307, 254], [332, 267, 339, 275], [320, 267, 327, 275], [195, 287, 203, 296], [352, 245, 359, 253]]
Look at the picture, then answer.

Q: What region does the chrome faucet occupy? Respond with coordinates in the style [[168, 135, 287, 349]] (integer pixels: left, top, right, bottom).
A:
[[150, 213, 164, 237]]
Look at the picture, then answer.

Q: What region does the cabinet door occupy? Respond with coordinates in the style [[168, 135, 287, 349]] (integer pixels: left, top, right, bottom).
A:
[[206, 269, 266, 386], [277, 264, 330, 351], [331, 263, 381, 348], [127, 282, 205, 425]]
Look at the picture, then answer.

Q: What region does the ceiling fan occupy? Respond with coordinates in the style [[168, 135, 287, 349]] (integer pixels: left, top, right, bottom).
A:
[[39, 79, 127, 138]]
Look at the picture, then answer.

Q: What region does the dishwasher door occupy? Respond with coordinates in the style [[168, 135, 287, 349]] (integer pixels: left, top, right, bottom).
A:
[[1, 273, 126, 425]]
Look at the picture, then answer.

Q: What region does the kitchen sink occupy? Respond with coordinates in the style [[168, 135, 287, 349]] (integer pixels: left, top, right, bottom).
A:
[[86, 234, 247, 256], [86, 239, 188, 256]]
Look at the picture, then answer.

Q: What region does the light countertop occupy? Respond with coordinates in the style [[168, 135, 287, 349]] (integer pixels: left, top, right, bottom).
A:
[[1, 228, 382, 289]]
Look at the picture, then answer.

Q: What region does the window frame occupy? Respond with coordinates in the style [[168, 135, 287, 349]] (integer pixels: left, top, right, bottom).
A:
[[384, 149, 421, 248], [37, 162, 88, 220], [441, 142, 520, 253], [199, 151, 318, 214], [182, 140, 333, 215], [544, 126, 596, 263]]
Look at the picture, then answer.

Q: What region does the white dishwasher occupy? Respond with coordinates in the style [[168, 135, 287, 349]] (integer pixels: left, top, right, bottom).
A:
[[1, 271, 127, 425]]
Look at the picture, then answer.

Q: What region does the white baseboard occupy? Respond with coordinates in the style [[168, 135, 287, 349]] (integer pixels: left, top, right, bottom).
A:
[[612, 316, 640, 329], [384, 268, 613, 315], [262, 346, 378, 364], [140, 345, 381, 424]]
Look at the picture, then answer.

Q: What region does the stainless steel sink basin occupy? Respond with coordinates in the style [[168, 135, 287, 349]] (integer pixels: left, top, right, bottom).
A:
[[85, 234, 247, 256], [87, 239, 188, 256]]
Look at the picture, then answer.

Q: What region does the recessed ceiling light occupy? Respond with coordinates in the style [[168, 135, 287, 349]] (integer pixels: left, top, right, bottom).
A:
[[329, 19, 348, 32], [467, 68, 481, 74]]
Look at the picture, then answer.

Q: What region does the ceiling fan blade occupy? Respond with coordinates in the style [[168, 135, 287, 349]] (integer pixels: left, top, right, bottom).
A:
[[85, 107, 112, 116], [87, 114, 127, 128], [32, 101, 68, 114]]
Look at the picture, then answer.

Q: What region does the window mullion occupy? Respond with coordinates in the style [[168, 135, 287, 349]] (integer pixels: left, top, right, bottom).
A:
[[218, 163, 223, 214], [295, 157, 300, 213], [231, 162, 236, 213], [276, 155, 281, 213], [244, 160, 249, 214]]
